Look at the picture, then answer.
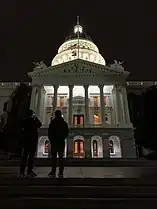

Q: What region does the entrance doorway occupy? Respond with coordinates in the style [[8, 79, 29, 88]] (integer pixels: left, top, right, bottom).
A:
[[73, 115, 84, 126]]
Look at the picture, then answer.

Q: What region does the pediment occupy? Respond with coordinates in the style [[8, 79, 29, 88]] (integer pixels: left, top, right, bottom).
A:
[[28, 59, 129, 79], [49, 59, 123, 75]]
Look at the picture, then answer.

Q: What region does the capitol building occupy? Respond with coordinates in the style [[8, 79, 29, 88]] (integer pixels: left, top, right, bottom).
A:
[[1, 21, 155, 159]]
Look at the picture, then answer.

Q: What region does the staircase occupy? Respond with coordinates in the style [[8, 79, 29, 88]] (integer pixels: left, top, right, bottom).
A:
[[1, 177, 157, 209]]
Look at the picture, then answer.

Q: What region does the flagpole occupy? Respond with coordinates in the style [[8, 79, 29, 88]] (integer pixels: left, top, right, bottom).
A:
[[77, 16, 79, 59]]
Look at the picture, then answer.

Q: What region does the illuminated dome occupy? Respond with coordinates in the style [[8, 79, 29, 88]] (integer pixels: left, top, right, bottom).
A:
[[51, 20, 106, 66]]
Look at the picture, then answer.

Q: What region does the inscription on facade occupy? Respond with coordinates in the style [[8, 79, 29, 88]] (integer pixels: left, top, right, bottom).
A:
[[64, 67, 92, 74]]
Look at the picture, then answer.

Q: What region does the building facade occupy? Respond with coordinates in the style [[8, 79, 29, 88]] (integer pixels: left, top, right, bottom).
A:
[[1, 24, 156, 159], [28, 23, 136, 159]]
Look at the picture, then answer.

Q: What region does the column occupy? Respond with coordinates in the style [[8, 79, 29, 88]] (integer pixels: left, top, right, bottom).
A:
[[115, 85, 123, 124], [84, 85, 89, 125], [68, 85, 73, 126], [52, 85, 58, 117], [30, 85, 37, 111], [40, 88, 46, 124], [112, 87, 118, 124], [119, 88, 126, 124], [122, 85, 131, 124], [36, 85, 42, 119], [99, 85, 105, 124]]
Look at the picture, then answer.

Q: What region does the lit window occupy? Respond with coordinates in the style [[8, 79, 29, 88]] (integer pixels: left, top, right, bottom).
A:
[[104, 96, 106, 106], [43, 140, 49, 155], [80, 142, 84, 153], [94, 114, 100, 124], [74, 116, 78, 125], [93, 96, 98, 107], [93, 140, 98, 157], [73, 139, 84, 158], [60, 96, 64, 107], [74, 142, 78, 153], [80, 116, 84, 125]]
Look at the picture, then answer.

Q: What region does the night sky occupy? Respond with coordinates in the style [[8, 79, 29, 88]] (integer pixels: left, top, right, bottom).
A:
[[0, 1, 157, 82]]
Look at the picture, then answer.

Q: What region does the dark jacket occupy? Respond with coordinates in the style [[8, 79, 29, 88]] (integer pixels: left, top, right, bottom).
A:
[[48, 117, 69, 143], [22, 116, 42, 145]]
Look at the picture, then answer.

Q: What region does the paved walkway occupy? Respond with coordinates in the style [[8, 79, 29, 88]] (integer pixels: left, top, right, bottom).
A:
[[1, 166, 157, 178]]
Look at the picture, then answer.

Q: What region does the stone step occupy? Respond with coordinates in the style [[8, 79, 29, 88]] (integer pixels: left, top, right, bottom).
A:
[[1, 177, 157, 209], [1, 158, 156, 167], [2, 185, 157, 198], [1, 165, 157, 178], [0, 197, 157, 209], [1, 177, 157, 186]]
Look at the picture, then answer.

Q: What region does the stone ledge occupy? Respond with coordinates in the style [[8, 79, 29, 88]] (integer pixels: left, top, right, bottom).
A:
[[0, 158, 155, 167], [1, 197, 157, 209]]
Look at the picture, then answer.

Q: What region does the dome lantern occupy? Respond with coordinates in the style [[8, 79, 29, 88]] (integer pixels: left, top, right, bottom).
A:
[[74, 16, 83, 34], [74, 25, 83, 34]]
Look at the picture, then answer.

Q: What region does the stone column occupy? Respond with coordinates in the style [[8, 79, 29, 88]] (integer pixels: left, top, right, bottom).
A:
[[115, 85, 123, 124], [36, 85, 42, 119], [84, 85, 89, 126], [112, 87, 118, 124], [122, 85, 131, 124], [30, 85, 37, 111], [99, 84, 105, 124], [119, 89, 126, 124], [68, 85, 73, 126], [52, 85, 58, 117], [40, 88, 46, 124]]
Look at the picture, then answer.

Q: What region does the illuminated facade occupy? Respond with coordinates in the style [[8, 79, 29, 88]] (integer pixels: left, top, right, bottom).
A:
[[25, 21, 136, 158], [0, 21, 142, 159], [0, 81, 156, 159], [27, 22, 137, 159]]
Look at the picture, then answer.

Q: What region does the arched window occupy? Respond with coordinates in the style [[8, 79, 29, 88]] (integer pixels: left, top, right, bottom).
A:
[[91, 136, 103, 158], [109, 136, 121, 158], [109, 140, 115, 155], [73, 139, 84, 158], [43, 140, 49, 155], [93, 140, 98, 157]]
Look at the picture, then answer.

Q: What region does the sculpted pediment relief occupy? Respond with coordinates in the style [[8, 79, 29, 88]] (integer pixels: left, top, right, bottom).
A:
[[49, 60, 123, 76], [29, 59, 129, 80]]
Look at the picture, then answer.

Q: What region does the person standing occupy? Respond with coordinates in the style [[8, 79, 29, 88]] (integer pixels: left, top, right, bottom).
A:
[[48, 110, 69, 178], [20, 109, 42, 177]]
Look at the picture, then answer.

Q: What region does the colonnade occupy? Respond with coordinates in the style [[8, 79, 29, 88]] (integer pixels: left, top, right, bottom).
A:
[[30, 84, 131, 126]]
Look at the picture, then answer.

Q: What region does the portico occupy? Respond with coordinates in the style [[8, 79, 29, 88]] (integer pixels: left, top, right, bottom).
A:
[[31, 85, 130, 127], [30, 71, 131, 128], [28, 22, 136, 159]]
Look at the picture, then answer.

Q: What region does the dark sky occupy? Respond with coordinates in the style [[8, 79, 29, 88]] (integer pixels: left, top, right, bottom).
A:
[[0, 1, 157, 81]]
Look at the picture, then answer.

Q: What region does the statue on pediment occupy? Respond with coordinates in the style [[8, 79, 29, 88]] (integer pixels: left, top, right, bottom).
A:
[[114, 60, 123, 65], [110, 60, 124, 71], [33, 61, 47, 71]]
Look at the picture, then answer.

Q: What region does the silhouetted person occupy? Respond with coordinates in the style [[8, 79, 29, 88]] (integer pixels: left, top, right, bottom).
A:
[[48, 110, 69, 178], [20, 109, 42, 177]]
